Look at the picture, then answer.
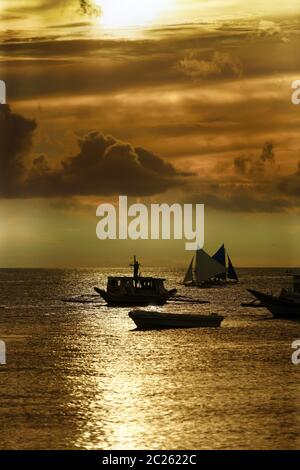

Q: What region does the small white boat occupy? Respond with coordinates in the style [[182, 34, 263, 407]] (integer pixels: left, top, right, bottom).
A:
[[129, 310, 224, 330]]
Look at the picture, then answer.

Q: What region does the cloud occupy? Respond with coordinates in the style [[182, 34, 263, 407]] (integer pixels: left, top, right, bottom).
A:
[[257, 20, 290, 43], [0, 104, 37, 196], [79, 0, 101, 16], [183, 143, 300, 213], [260, 141, 275, 162], [234, 142, 277, 177], [1, 106, 299, 213], [2, 18, 299, 102], [135, 147, 191, 177], [187, 190, 293, 213], [277, 163, 300, 198], [178, 51, 243, 79], [2, 0, 98, 16], [0, 107, 187, 198]]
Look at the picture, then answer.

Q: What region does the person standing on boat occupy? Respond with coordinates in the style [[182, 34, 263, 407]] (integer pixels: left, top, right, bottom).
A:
[[130, 256, 140, 278]]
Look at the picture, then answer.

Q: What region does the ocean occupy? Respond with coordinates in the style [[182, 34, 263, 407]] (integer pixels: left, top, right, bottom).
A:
[[0, 268, 300, 450]]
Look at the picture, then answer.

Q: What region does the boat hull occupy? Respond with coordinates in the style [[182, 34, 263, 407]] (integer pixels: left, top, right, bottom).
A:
[[129, 310, 224, 329], [94, 287, 172, 306], [247, 289, 300, 319], [241, 299, 264, 308]]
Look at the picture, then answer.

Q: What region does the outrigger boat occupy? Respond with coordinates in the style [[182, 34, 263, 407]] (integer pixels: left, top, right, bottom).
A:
[[129, 310, 224, 330], [183, 245, 238, 288], [94, 256, 177, 306], [248, 274, 300, 320]]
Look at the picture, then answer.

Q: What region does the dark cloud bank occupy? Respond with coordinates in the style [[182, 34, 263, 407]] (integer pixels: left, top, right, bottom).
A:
[[0, 104, 299, 212], [0, 104, 187, 198], [185, 142, 300, 213]]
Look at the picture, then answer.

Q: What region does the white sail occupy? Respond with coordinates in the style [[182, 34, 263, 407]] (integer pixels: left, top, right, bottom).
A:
[[183, 257, 194, 284], [195, 249, 226, 284]]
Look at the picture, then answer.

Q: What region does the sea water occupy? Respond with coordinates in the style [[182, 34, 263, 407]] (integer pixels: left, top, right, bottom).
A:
[[0, 268, 299, 450]]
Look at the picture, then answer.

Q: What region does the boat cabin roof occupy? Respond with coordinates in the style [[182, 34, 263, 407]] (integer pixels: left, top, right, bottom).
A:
[[108, 276, 165, 282]]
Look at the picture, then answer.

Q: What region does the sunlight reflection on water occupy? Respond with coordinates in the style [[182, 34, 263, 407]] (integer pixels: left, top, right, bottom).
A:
[[0, 268, 300, 449]]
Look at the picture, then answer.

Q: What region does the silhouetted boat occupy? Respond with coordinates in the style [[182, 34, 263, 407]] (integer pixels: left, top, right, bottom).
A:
[[183, 245, 238, 287], [212, 244, 239, 283], [248, 274, 300, 319], [129, 310, 224, 329], [94, 256, 177, 306]]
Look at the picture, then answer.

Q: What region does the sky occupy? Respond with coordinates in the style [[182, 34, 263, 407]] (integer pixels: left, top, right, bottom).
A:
[[0, 0, 300, 267]]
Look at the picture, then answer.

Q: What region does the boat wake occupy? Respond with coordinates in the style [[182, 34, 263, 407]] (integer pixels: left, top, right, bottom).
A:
[[61, 294, 104, 304], [170, 296, 210, 305]]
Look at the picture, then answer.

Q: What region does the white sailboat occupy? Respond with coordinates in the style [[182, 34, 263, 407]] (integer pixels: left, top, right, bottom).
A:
[[183, 245, 238, 287]]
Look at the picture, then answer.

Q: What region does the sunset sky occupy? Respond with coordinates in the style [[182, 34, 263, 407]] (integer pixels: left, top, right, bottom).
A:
[[0, 0, 300, 267]]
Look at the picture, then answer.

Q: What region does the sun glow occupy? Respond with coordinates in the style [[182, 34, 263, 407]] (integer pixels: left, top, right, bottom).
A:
[[95, 0, 173, 29]]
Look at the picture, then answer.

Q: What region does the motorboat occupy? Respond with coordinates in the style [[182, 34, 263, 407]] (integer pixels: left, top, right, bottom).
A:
[[129, 310, 224, 329], [94, 256, 177, 306]]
